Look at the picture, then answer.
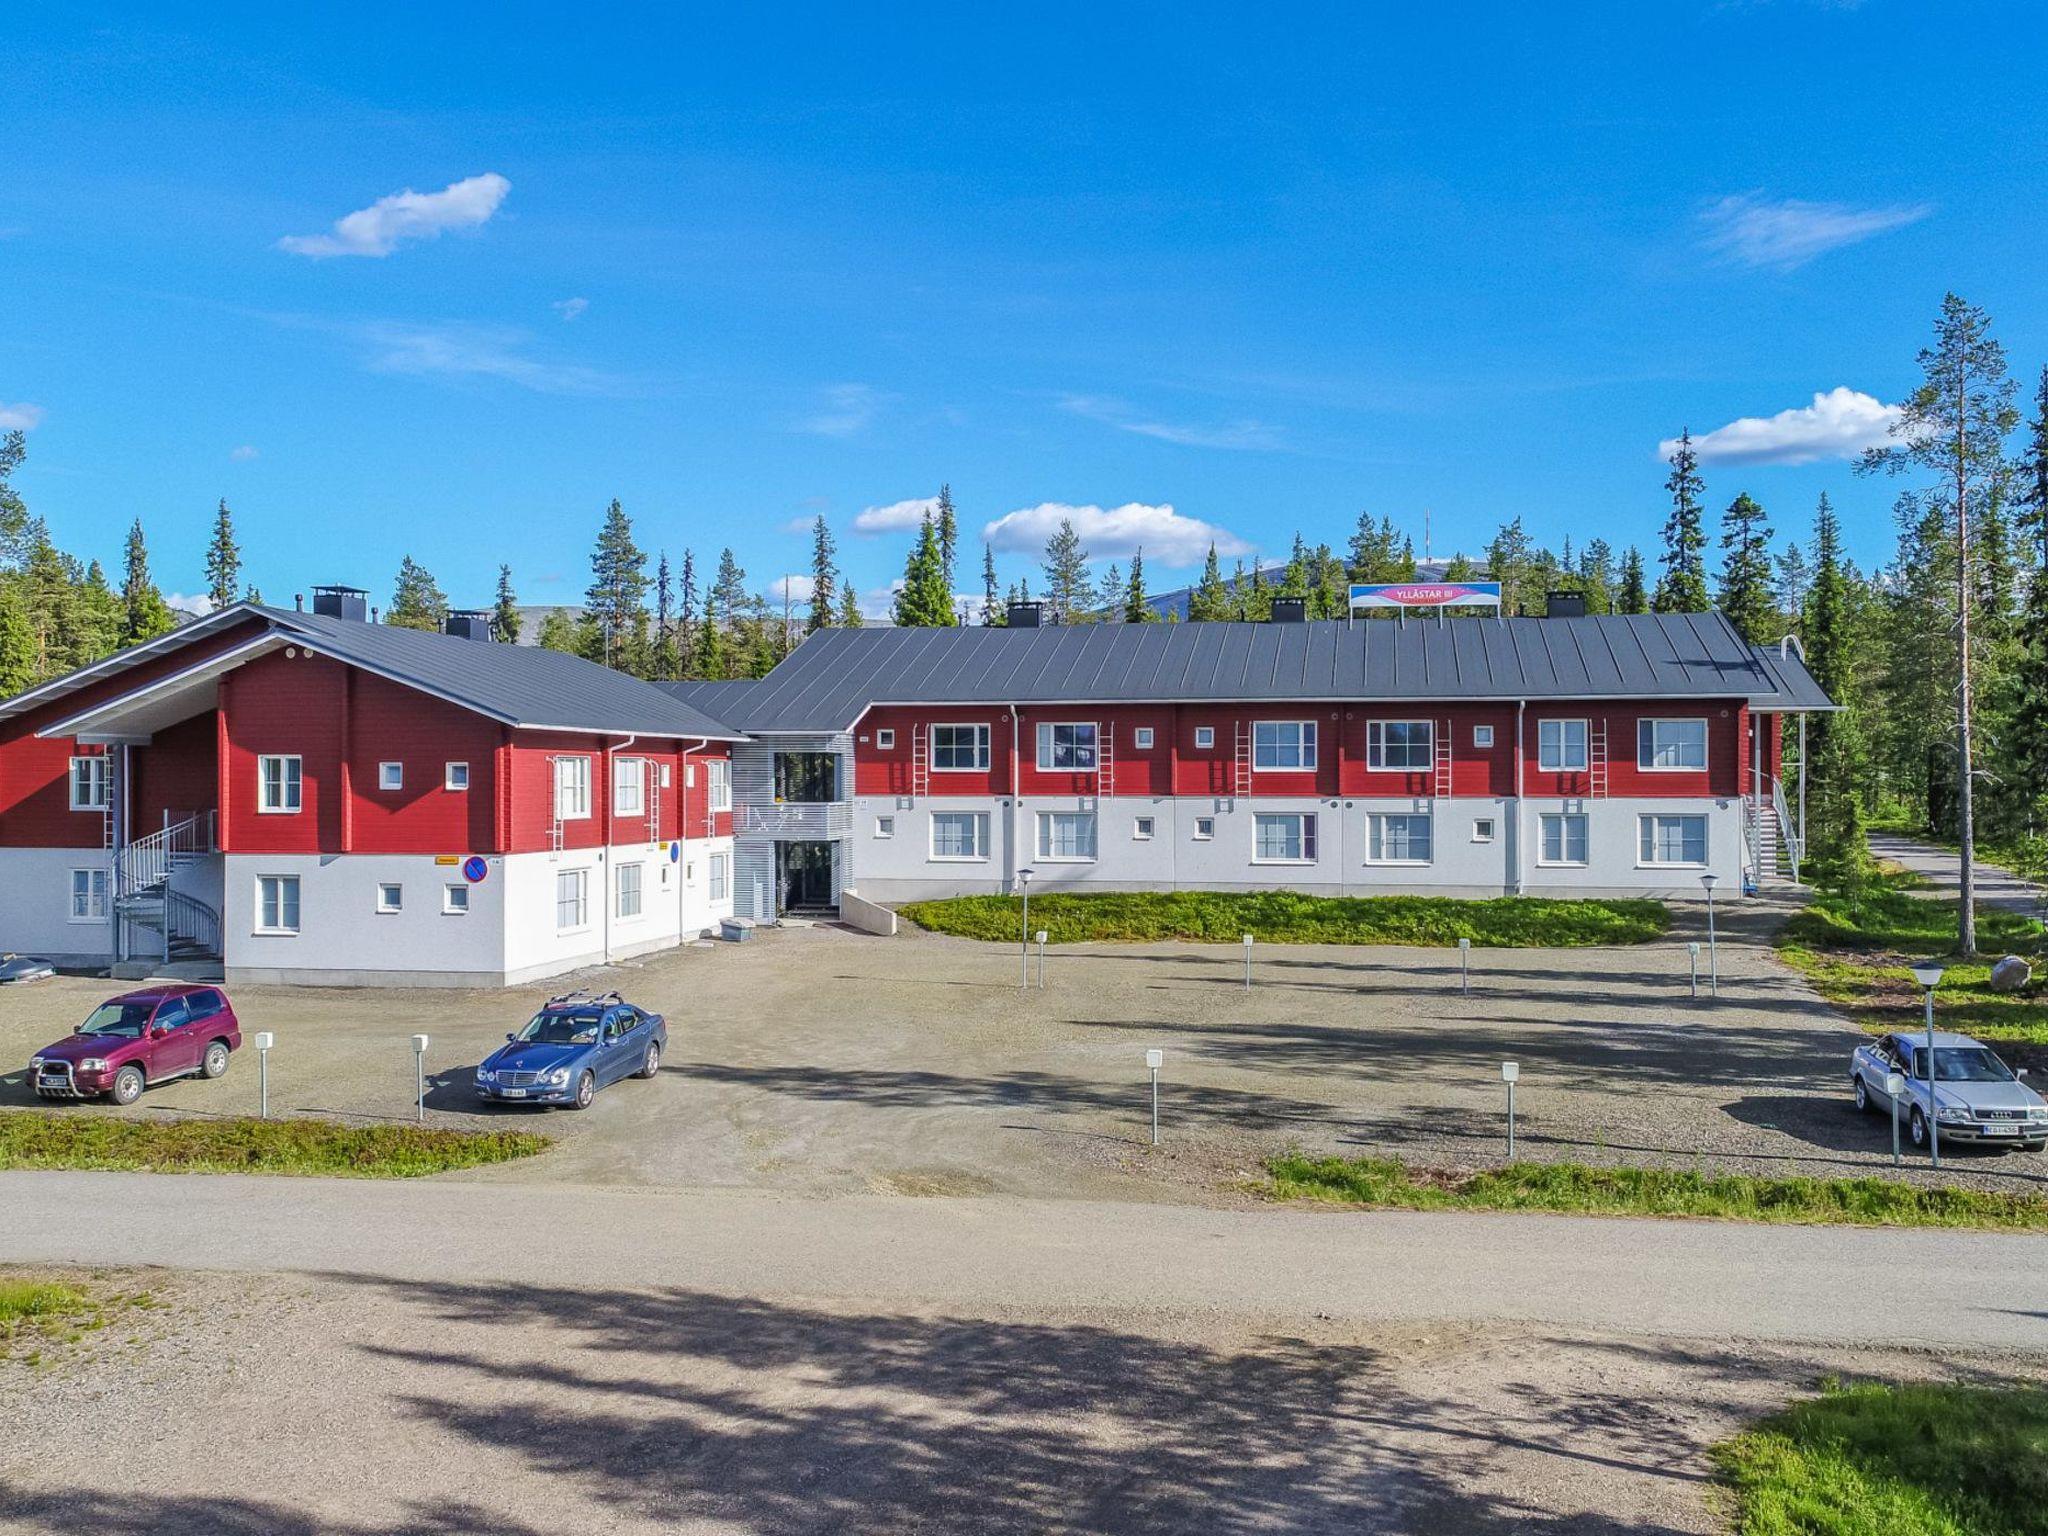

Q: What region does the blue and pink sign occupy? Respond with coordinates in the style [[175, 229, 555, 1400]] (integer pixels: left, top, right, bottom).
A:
[[1349, 581, 1502, 610], [461, 856, 488, 883]]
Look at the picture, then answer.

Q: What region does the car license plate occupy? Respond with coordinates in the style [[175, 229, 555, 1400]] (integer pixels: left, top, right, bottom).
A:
[[1984, 1123, 2016, 1136], [500, 1087, 526, 1098]]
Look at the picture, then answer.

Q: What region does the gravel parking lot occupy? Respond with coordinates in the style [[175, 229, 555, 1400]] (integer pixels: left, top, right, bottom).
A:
[[2, 901, 2041, 1200]]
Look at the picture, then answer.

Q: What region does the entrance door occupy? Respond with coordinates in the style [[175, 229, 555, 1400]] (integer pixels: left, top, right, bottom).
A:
[[775, 841, 835, 914]]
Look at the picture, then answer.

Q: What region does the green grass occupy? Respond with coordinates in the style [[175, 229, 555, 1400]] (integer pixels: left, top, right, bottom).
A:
[[1716, 1380, 2048, 1535], [900, 890, 1670, 947], [0, 1112, 551, 1178], [0, 1279, 89, 1328], [1266, 1154, 2048, 1231]]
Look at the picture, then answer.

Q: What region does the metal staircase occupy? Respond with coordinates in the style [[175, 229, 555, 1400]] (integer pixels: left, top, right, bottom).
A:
[[114, 812, 221, 966]]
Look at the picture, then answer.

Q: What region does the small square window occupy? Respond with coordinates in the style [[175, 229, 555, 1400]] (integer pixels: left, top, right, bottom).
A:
[[1193, 816, 1216, 840], [378, 762, 403, 791], [1133, 816, 1155, 840], [1473, 725, 1494, 748], [1194, 727, 1216, 750], [376, 883, 403, 913], [445, 762, 470, 791], [1473, 818, 1496, 843], [1133, 727, 1155, 749], [876, 815, 896, 839], [877, 729, 896, 750], [443, 884, 470, 915]]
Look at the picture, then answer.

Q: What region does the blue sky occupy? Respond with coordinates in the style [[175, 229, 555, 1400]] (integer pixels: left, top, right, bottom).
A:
[[6, 1, 2045, 614]]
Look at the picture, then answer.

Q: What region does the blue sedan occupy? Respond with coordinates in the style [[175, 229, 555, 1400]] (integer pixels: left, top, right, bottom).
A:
[[474, 991, 667, 1110]]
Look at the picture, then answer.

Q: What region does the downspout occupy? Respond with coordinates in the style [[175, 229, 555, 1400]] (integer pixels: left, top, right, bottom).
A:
[[1512, 699, 1526, 895], [603, 734, 636, 963], [680, 739, 709, 922], [1008, 705, 1022, 890]]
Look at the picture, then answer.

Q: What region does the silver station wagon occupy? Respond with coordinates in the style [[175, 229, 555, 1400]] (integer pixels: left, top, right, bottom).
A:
[[1850, 1030, 2048, 1153]]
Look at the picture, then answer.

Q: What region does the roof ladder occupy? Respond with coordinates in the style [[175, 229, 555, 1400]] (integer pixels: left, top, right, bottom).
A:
[[910, 726, 930, 802], [1590, 719, 1610, 799], [1097, 722, 1115, 801], [1232, 720, 1252, 802], [1433, 719, 1453, 800]]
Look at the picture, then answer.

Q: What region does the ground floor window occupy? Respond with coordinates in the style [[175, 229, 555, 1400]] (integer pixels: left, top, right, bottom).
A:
[[69, 867, 108, 921], [874, 815, 895, 839], [616, 862, 644, 919], [556, 869, 589, 931], [443, 884, 470, 915], [931, 811, 989, 861], [1472, 817, 1496, 843], [376, 882, 402, 913], [1367, 812, 1433, 864], [1253, 812, 1317, 862], [1133, 816, 1155, 840], [1037, 811, 1097, 861], [709, 853, 729, 902], [257, 874, 301, 934], [1639, 813, 1707, 866], [1193, 816, 1215, 840], [1540, 812, 1589, 865]]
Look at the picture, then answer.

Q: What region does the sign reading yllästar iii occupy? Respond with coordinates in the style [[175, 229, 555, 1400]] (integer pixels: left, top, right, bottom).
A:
[[1348, 581, 1503, 610]]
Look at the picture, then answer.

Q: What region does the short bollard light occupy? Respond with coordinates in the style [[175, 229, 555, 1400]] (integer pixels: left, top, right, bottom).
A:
[[1884, 1070, 1906, 1166], [411, 1033, 430, 1122], [1700, 873, 1720, 997], [1145, 1047, 1164, 1147], [1242, 933, 1254, 991], [253, 1031, 275, 1120], [1457, 936, 1471, 997], [1688, 942, 1702, 1001], [1501, 1060, 1520, 1160], [1035, 929, 1048, 990]]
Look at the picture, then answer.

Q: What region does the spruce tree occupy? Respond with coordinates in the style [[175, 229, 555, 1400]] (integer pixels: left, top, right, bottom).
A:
[[1618, 547, 1649, 614], [204, 499, 242, 611], [580, 499, 651, 672], [2006, 368, 2048, 818], [676, 549, 699, 677], [711, 548, 749, 623], [893, 515, 954, 626], [75, 560, 123, 661], [1803, 493, 1867, 886], [934, 484, 958, 594], [650, 554, 683, 678], [1187, 544, 1231, 621], [839, 584, 864, 628], [536, 609, 579, 653], [1039, 517, 1092, 624], [1775, 542, 1811, 633], [119, 519, 178, 645], [387, 555, 449, 631], [1716, 492, 1777, 643], [0, 585, 32, 695], [0, 430, 28, 566], [1097, 562, 1123, 621], [1347, 513, 1409, 582], [1654, 432, 1711, 613], [980, 544, 1001, 625], [1124, 549, 1158, 622], [694, 608, 728, 679], [1484, 517, 1536, 615], [492, 564, 522, 644], [806, 516, 838, 634]]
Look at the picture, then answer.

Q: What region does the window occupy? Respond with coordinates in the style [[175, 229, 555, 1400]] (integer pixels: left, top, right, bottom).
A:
[[69, 868, 108, 922], [616, 862, 644, 919], [443, 884, 470, 915], [875, 815, 895, 839], [876, 729, 895, 750], [554, 757, 591, 820], [257, 874, 300, 934], [186, 989, 225, 1021], [1639, 813, 1708, 866], [1036, 722, 1098, 771], [1253, 721, 1318, 770], [1366, 720, 1434, 771], [931, 811, 989, 861], [1367, 812, 1433, 864], [709, 853, 729, 902], [258, 755, 303, 814], [1194, 726, 1216, 750], [774, 752, 837, 802], [1133, 727, 1155, 750], [1193, 816, 1216, 840], [445, 762, 470, 791], [1036, 811, 1097, 861], [708, 759, 731, 811], [1254, 812, 1318, 863], [1473, 725, 1495, 749], [931, 723, 991, 772], [68, 756, 111, 811], [1538, 719, 1589, 772], [378, 762, 403, 791], [1473, 818, 1496, 843], [1540, 812, 1589, 865], [614, 757, 646, 817], [555, 868, 589, 931], [1638, 718, 1708, 771], [1133, 816, 1155, 840], [376, 882, 402, 913]]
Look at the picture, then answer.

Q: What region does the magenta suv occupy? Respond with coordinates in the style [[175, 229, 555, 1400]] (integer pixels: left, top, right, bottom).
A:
[[29, 985, 241, 1105]]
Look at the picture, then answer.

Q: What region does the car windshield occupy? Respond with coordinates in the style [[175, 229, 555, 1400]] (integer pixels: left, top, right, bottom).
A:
[[77, 1002, 154, 1038], [1909, 1046, 2015, 1083], [517, 1011, 601, 1045]]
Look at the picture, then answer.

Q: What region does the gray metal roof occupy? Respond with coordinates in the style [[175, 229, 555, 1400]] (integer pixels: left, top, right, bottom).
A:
[[660, 612, 1835, 733], [1745, 642, 1838, 712]]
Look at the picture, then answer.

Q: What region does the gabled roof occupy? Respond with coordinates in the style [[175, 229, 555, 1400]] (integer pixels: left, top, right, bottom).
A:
[[659, 612, 1836, 733]]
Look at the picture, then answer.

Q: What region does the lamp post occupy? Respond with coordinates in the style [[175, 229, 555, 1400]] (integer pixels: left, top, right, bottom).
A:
[[1909, 959, 1945, 1168], [1145, 1047, 1163, 1146], [253, 1031, 274, 1120], [410, 1033, 430, 1123], [1501, 1061, 1520, 1160], [1699, 873, 1719, 997], [1242, 933, 1254, 990], [1457, 936, 1471, 997], [1035, 929, 1048, 990], [1016, 868, 1035, 990]]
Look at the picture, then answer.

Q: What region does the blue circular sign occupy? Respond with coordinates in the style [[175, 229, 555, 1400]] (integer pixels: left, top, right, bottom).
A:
[[668, 841, 682, 862], [462, 856, 489, 883]]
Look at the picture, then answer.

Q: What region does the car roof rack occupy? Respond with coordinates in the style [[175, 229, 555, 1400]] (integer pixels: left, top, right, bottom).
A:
[[544, 989, 624, 1009]]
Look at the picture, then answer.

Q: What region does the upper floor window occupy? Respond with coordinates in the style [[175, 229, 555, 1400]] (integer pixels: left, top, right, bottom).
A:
[[445, 762, 470, 791], [1538, 719, 1589, 772], [1638, 718, 1708, 771], [708, 759, 731, 812], [1253, 721, 1317, 771], [930, 723, 990, 772], [875, 728, 896, 750], [1133, 726, 1155, 749], [1037, 722, 1098, 771], [1194, 726, 1216, 750], [69, 755, 111, 811], [554, 756, 592, 820], [1366, 720, 1433, 771], [614, 757, 646, 817], [258, 755, 302, 814], [774, 752, 837, 802], [378, 761, 403, 791], [1473, 724, 1495, 748]]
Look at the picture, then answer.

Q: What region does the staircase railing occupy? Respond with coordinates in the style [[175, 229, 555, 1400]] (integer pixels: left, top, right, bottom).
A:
[[1770, 775, 1803, 884], [161, 888, 222, 959], [117, 812, 215, 898]]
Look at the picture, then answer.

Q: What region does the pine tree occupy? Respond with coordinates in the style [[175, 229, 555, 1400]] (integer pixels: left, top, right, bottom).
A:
[[711, 548, 749, 624], [1096, 563, 1123, 621], [536, 609, 579, 653], [204, 499, 242, 611], [2006, 368, 2048, 819], [75, 560, 123, 661], [675, 550, 699, 677], [0, 430, 28, 567], [1654, 432, 1711, 613], [20, 521, 75, 678], [1347, 513, 1411, 582], [119, 519, 177, 645], [1716, 492, 1777, 643], [1039, 518, 1092, 624], [387, 555, 449, 631], [1775, 542, 1811, 632], [1618, 547, 1649, 614], [1803, 492, 1867, 885], [492, 564, 522, 645], [806, 517, 838, 634], [839, 584, 864, 628], [893, 515, 954, 626], [1187, 544, 1231, 621], [1484, 517, 1537, 615], [980, 544, 1001, 625], [0, 584, 32, 695], [579, 499, 651, 672], [935, 484, 958, 594], [1125, 549, 1158, 622]]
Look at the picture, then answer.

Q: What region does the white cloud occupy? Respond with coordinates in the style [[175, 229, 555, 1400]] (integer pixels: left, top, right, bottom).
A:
[[800, 383, 886, 438], [553, 297, 589, 321], [164, 592, 216, 616], [1664, 388, 1902, 466], [0, 402, 45, 430], [1058, 394, 1282, 451], [1699, 193, 1932, 271], [767, 574, 815, 605], [230, 444, 259, 461], [279, 172, 511, 259], [355, 320, 625, 395], [981, 502, 1252, 566], [852, 496, 941, 535]]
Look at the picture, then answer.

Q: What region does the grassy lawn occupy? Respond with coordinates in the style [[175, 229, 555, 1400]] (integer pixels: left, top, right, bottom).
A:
[[1777, 869, 2048, 1049], [1267, 1154, 2048, 1231], [1716, 1379, 2048, 1535], [900, 890, 1670, 947], [0, 1111, 550, 1178]]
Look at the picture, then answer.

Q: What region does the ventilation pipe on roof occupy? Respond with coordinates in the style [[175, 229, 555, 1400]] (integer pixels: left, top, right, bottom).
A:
[[1006, 601, 1044, 628], [310, 585, 369, 622], [1269, 598, 1307, 623], [443, 611, 495, 642], [1544, 591, 1586, 618]]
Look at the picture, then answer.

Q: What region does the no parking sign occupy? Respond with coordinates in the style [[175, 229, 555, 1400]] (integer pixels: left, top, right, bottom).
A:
[[461, 855, 488, 883]]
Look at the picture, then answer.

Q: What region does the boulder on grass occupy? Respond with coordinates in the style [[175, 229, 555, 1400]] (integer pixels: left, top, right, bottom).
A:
[[1989, 954, 2033, 993]]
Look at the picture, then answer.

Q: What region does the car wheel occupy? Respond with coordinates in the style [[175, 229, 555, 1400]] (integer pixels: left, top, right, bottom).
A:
[[110, 1065, 145, 1106], [571, 1071, 595, 1111], [1852, 1076, 1871, 1112], [637, 1042, 661, 1080], [1908, 1107, 1929, 1150], [201, 1041, 231, 1080]]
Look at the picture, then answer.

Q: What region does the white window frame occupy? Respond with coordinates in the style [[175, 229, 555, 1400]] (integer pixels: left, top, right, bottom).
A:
[[255, 874, 301, 935], [613, 757, 646, 818], [1133, 727, 1155, 750], [1637, 718, 1709, 772], [1036, 722, 1099, 771], [1193, 816, 1216, 840], [257, 755, 303, 814], [709, 852, 729, 902], [930, 723, 992, 772], [1036, 810, 1098, 862], [1638, 812, 1709, 868], [68, 867, 108, 922], [1538, 812, 1590, 867], [68, 755, 111, 812], [1194, 726, 1216, 750], [445, 762, 470, 791], [1366, 811, 1434, 865], [1538, 718, 1590, 773], [1252, 720, 1318, 772], [375, 882, 403, 914], [1472, 818, 1496, 844], [1133, 816, 1155, 840], [553, 756, 592, 821], [443, 884, 470, 915], [1366, 720, 1434, 772], [929, 810, 990, 862], [1253, 811, 1318, 864], [875, 728, 896, 750], [708, 759, 731, 812], [1472, 724, 1495, 749], [874, 815, 895, 839], [377, 761, 403, 792], [555, 868, 590, 932], [616, 861, 644, 920]]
